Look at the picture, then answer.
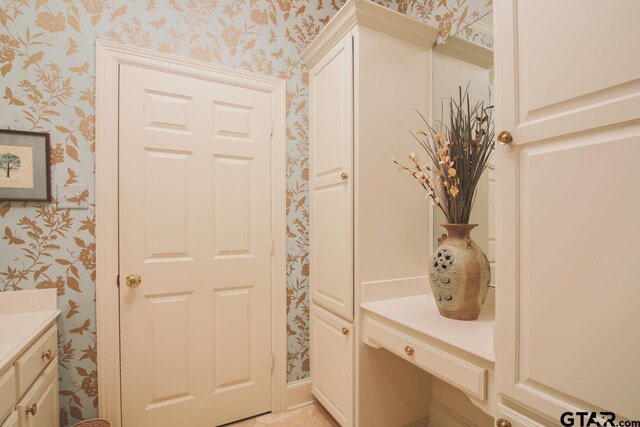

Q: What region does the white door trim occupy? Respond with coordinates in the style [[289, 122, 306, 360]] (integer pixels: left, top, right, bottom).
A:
[[95, 39, 287, 427]]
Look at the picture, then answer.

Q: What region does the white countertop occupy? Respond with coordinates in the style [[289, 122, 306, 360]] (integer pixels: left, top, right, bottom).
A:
[[0, 310, 60, 370], [0, 289, 60, 370], [361, 293, 495, 362]]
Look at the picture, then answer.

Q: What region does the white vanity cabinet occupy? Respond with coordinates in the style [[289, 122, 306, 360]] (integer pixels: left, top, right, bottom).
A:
[[0, 290, 60, 427], [0, 368, 17, 425], [1, 326, 59, 427], [494, 1, 640, 426], [303, 1, 439, 425], [16, 358, 59, 427]]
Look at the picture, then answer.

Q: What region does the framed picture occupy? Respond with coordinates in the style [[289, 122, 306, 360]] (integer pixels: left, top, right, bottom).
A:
[[0, 129, 51, 202]]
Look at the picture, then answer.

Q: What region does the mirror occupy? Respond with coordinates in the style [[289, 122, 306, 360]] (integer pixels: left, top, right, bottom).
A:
[[432, 11, 495, 286]]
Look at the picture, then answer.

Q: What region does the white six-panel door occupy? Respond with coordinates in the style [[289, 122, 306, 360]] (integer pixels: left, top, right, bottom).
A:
[[496, 0, 640, 422], [118, 64, 273, 426], [309, 33, 354, 321]]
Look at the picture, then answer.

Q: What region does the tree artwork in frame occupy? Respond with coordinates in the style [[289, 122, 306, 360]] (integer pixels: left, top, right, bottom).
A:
[[0, 129, 51, 202]]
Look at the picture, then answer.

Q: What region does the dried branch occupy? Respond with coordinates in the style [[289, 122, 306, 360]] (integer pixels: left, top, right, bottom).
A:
[[394, 86, 495, 224]]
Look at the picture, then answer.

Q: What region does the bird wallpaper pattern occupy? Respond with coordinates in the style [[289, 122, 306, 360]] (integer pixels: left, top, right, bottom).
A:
[[0, 0, 491, 424]]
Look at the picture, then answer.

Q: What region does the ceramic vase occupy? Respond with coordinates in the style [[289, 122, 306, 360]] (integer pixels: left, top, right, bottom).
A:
[[429, 224, 490, 320]]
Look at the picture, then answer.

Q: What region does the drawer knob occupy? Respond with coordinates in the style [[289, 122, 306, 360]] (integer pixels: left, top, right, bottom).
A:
[[26, 403, 38, 416], [404, 345, 415, 357], [42, 349, 53, 361], [341, 172, 349, 181], [341, 327, 349, 336], [496, 419, 512, 427]]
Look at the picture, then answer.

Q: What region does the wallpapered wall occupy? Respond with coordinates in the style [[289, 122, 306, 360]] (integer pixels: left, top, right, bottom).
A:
[[0, 0, 491, 424]]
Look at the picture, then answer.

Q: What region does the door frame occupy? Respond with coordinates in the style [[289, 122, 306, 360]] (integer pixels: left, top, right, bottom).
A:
[[95, 40, 288, 427]]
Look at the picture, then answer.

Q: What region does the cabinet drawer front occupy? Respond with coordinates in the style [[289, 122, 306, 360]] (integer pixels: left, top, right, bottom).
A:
[[496, 404, 546, 427], [310, 304, 354, 426], [363, 314, 486, 400], [17, 357, 59, 427], [1, 411, 18, 427], [0, 368, 16, 425], [15, 325, 57, 397]]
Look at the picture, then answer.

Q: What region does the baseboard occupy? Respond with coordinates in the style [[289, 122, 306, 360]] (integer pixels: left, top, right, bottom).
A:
[[429, 398, 476, 427], [285, 378, 314, 410], [403, 416, 429, 427]]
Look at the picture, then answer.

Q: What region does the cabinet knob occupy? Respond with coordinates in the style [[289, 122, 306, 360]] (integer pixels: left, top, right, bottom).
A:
[[496, 418, 512, 427], [26, 403, 38, 416], [341, 172, 349, 181], [404, 345, 415, 357], [126, 273, 142, 288], [497, 130, 513, 145], [341, 327, 349, 336], [42, 349, 52, 361]]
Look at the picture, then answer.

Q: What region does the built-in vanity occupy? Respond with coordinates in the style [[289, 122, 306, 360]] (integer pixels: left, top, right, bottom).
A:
[[305, 0, 639, 425], [303, 1, 497, 425], [362, 291, 495, 416], [303, 0, 640, 427], [0, 289, 60, 427]]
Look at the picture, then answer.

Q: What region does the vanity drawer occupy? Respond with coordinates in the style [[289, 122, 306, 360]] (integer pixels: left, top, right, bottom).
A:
[[15, 325, 57, 397], [1, 411, 18, 427], [363, 314, 486, 400], [17, 358, 59, 427], [0, 367, 16, 425]]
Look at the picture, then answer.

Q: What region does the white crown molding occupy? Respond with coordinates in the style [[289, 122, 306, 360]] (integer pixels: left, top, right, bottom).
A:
[[435, 35, 493, 69], [301, 0, 439, 67], [470, 18, 493, 38]]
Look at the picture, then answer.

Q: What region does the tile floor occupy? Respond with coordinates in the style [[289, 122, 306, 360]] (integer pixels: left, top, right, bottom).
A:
[[228, 402, 339, 427]]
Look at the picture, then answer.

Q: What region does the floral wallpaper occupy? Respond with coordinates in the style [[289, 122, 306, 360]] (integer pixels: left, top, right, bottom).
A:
[[0, 0, 491, 424]]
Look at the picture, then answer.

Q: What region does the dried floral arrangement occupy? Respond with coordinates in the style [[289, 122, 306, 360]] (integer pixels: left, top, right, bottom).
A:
[[393, 87, 495, 224]]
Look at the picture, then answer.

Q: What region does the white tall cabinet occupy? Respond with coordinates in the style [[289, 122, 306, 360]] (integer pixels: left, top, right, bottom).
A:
[[303, 1, 439, 426], [494, 1, 640, 426]]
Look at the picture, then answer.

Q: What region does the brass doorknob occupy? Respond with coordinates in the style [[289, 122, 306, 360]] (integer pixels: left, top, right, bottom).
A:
[[496, 419, 512, 427], [341, 327, 349, 336], [497, 130, 513, 145], [26, 403, 38, 416], [341, 172, 349, 181], [126, 274, 142, 288], [42, 349, 53, 361], [404, 345, 415, 356]]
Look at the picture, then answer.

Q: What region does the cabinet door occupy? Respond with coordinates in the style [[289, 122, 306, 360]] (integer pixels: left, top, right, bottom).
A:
[[0, 367, 16, 424], [495, 0, 640, 423], [309, 32, 354, 321], [17, 359, 59, 427], [310, 304, 354, 426], [1, 412, 18, 427]]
